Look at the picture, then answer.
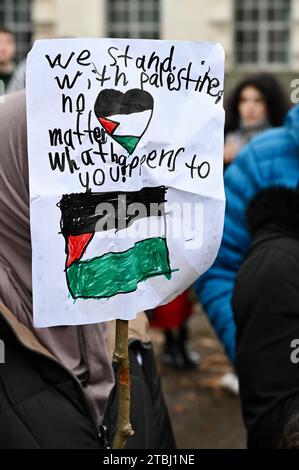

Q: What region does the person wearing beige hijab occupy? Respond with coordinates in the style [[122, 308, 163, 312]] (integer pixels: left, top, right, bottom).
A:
[[0, 90, 175, 449], [0, 90, 115, 448]]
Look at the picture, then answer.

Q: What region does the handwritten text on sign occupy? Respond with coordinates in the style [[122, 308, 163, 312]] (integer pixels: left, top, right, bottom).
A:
[[44, 42, 223, 190]]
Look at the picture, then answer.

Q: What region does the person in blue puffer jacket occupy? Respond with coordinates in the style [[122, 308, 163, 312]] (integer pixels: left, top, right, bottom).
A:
[[194, 104, 299, 363]]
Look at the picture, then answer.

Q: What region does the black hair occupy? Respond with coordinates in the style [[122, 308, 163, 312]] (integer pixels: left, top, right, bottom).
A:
[[0, 26, 14, 37], [225, 73, 290, 135], [247, 186, 299, 235]]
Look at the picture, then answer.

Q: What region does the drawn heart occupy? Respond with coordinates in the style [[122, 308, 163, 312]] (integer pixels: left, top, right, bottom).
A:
[[94, 88, 154, 155]]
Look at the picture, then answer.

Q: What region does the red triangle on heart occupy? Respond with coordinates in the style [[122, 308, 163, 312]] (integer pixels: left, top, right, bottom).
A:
[[66, 233, 94, 268], [98, 117, 119, 134]]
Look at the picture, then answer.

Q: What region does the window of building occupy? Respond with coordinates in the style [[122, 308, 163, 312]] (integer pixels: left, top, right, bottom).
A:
[[235, 0, 291, 66], [0, 0, 32, 62], [108, 0, 160, 39]]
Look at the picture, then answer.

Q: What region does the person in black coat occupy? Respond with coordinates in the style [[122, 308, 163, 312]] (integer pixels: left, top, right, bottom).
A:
[[232, 186, 299, 449]]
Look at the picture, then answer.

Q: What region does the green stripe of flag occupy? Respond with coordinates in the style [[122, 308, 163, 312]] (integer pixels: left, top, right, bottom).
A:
[[67, 237, 172, 299]]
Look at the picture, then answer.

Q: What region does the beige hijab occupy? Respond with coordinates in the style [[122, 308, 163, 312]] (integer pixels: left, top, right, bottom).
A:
[[0, 90, 114, 425]]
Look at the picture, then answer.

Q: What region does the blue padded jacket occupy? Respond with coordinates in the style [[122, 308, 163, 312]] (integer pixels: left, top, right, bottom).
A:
[[194, 105, 299, 363]]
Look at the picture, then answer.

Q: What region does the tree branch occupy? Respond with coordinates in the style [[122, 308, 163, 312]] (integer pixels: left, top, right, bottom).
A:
[[112, 319, 134, 449]]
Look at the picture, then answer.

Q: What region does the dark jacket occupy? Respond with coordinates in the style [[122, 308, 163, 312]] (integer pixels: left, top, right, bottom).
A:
[[0, 303, 175, 449], [232, 187, 299, 448], [0, 303, 103, 449]]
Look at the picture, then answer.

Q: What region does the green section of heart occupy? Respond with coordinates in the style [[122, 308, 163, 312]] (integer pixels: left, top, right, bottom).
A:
[[113, 135, 140, 155]]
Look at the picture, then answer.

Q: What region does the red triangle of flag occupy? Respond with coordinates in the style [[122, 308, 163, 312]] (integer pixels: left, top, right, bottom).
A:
[[98, 117, 119, 134], [67, 233, 94, 268]]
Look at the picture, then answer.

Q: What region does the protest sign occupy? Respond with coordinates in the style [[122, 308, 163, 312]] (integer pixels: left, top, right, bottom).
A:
[[26, 38, 225, 327]]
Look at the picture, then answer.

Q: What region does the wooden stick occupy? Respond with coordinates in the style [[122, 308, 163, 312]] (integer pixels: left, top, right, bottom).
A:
[[112, 319, 134, 449]]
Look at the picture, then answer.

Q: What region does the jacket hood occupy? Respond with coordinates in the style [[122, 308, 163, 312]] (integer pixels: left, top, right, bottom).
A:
[[285, 104, 299, 147], [247, 186, 299, 235]]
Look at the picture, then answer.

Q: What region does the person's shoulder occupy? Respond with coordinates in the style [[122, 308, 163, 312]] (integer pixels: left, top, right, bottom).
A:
[[0, 90, 26, 122], [250, 104, 299, 163], [226, 124, 299, 182], [5, 89, 25, 104], [224, 124, 298, 200], [250, 125, 296, 158]]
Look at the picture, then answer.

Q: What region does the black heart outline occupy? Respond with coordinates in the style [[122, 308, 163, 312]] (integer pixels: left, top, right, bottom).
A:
[[94, 88, 154, 155]]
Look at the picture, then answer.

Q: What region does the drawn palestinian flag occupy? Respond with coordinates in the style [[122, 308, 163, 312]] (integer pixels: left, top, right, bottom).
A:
[[58, 187, 172, 299], [94, 89, 153, 155]]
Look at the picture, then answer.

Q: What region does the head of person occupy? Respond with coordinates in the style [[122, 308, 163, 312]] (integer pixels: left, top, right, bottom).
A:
[[0, 27, 16, 68], [246, 185, 299, 237], [225, 73, 290, 134]]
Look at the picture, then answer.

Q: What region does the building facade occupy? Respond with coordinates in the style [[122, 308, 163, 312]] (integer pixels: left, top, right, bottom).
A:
[[1, 0, 299, 76]]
